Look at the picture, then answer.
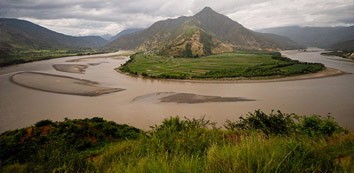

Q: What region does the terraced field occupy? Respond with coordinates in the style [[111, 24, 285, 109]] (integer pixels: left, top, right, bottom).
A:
[[119, 52, 324, 79]]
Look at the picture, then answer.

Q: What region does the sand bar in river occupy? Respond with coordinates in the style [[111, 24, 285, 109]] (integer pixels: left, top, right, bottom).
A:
[[10, 72, 125, 96], [133, 92, 254, 104], [52, 64, 88, 74]]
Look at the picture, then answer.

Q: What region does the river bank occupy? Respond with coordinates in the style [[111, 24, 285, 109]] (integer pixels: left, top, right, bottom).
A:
[[119, 67, 346, 84]]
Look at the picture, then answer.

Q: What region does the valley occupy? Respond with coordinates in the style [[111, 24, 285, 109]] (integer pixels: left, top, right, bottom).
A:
[[0, 18, 108, 66], [0, 4, 354, 172], [0, 48, 107, 67], [0, 6, 353, 133]]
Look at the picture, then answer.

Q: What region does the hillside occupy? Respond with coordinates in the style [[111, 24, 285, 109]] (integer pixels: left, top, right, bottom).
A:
[[107, 7, 302, 57], [0, 18, 110, 66], [258, 33, 303, 50], [101, 34, 113, 41], [321, 39, 354, 59], [0, 18, 108, 50], [110, 28, 144, 42], [330, 39, 354, 51], [257, 26, 354, 48]]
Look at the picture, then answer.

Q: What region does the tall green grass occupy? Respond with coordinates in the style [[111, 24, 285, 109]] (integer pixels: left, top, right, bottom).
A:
[[1, 111, 353, 173]]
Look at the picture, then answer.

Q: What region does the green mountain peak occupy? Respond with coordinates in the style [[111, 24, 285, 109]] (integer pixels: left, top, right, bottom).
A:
[[107, 7, 302, 57]]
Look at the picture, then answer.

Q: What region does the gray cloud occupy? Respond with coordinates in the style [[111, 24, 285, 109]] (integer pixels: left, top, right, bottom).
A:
[[0, 0, 352, 36]]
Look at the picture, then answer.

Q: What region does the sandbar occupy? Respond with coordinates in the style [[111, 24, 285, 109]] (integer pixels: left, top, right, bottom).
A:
[[67, 51, 134, 62], [133, 92, 254, 104], [52, 64, 88, 74], [67, 55, 126, 62], [10, 72, 125, 96]]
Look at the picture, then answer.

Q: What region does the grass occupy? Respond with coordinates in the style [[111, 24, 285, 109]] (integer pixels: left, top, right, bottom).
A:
[[1, 111, 353, 172], [119, 51, 324, 79], [0, 48, 108, 67]]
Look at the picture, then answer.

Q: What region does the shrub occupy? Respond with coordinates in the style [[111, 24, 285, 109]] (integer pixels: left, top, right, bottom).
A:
[[145, 116, 221, 155], [225, 110, 296, 136], [0, 117, 142, 169], [297, 115, 344, 137], [34, 119, 54, 127], [225, 110, 345, 137], [1, 113, 351, 172]]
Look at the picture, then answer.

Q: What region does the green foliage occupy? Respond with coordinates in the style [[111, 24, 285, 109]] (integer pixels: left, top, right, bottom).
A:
[[225, 110, 296, 136], [225, 110, 344, 137], [1, 113, 352, 173], [183, 43, 193, 57], [144, 116, 222, 156], [204, 55, 324, 78], [25, 138, 94, 172], [0, 117, 141, 172], [199, 31, 213, 55], [298, 115, 344, 137], [0, 48, 108, 67], [94, 115, 352, 173], [205, 134, 354, 173], [119, 52, 324, 79], [34, 119, 54, 127]]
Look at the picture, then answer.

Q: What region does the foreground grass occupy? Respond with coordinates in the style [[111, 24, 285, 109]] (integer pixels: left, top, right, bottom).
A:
[[119, 52, 324, 79], [1, 111, 353, 172], [97, 133, 353, 173], [0, 48, 108, 67]]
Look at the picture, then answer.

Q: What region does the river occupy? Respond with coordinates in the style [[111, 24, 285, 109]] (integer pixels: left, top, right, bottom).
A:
[[0, 48, 353, 132]]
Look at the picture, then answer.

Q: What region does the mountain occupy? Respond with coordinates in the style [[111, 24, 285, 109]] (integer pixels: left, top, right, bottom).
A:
[[257, 26, 354, 48], [329, 39, 354, 51], [110, 28, 144, 42], [257, 33, 303, 50], [101, 34, 113, 41], [0, 18, 108, 50], [107, 7, 302, 57]]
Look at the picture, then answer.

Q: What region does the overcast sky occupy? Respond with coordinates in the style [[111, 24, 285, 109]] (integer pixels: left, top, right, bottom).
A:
[[0, 0, 353, 36]]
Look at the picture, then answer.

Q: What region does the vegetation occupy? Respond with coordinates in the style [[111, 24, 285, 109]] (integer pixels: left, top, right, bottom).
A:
[[119, 51, 324, 79], [0, 48, 109, 67], [108, 7, 303, 55], [0, 18, 109, 67], [199, 30, 213, 55], [321, 50, 354, 59], [1, 111, 353, 172], [0, 117, 141, 172]]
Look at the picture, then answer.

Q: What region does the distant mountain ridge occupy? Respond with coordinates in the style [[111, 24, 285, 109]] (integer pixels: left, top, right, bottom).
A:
[[0, 18, 108, 50], [110, 28, 144, 42], [108, 7, 302, 57], [101, 34, 113, 41], [329, 39, 354, 51], [257, 26, 354, 48]]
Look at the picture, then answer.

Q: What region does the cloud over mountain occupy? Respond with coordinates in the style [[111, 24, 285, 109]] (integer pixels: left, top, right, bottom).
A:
[[0, 0, 352, 36]]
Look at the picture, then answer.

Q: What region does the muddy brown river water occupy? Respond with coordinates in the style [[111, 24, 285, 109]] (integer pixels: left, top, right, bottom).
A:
[[0, 48, 353, 132]]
